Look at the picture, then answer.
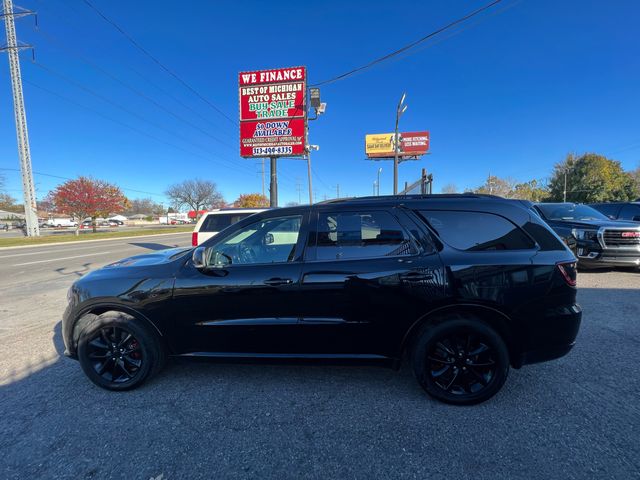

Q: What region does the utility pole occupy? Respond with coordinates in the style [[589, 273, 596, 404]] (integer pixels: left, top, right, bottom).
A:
[[1, 0, 38, 236], [563, 169, 567, 202], [393, 93, 408, 195], [377, 167, 382, 196], [335, 184, 340, 199], [269, 156, 277, 207], [295, 179, 302, 204], [261, 159, 265, 198]]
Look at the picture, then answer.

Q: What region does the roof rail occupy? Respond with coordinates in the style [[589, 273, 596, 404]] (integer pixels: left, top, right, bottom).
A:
[[317, 193, 504, 204]]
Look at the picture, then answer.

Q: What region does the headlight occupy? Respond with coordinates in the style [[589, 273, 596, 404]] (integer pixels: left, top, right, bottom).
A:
[[571, 228, 598, 241]]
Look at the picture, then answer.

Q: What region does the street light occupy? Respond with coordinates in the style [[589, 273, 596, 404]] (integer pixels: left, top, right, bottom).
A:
[[394, 93, 408, 195], [377, 167, 383, 196]]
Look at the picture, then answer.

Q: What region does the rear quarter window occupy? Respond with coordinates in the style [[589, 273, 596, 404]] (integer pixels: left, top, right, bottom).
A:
[[200, 213, 253, 232], [419, 210, 535, 251]]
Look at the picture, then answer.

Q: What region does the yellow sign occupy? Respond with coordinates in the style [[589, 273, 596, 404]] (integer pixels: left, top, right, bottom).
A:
[[365, 133, 395, 157]]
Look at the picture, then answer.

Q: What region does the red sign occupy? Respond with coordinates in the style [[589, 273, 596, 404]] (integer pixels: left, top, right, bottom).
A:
[[239, 67, 307, 157], [400, 131, 430, 155]]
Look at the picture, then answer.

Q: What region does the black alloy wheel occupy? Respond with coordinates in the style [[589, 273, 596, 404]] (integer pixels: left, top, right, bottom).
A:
[[77, 312, 165, 391], [427, 333, 496, 395], [412, 316, 509, 405], [85, 326, 144, 384]]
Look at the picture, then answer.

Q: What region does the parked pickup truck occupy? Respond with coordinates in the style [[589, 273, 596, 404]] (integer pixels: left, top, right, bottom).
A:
[[533, 203, 640, 269]]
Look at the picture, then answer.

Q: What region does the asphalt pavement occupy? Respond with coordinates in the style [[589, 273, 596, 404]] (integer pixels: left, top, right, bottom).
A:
[[1, 239, 639, 479]]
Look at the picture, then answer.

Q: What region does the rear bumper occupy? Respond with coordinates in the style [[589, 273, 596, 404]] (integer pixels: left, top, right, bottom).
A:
[[519, 304, 582, 367]]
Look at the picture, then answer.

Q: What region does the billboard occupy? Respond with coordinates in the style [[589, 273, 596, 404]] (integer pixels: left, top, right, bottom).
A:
[[239, 66, 307, 157], [365, 131, 430, 158]]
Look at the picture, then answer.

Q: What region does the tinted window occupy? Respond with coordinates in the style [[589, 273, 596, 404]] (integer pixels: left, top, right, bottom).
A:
[[535, 204, 608, 221], [420, 210, 534, 251], [201, 212, 254, 232], [591, 204, 620, 218], [315, 211, 416, 260], [618, 204, 640, 221], [211, 215, 301, 265]]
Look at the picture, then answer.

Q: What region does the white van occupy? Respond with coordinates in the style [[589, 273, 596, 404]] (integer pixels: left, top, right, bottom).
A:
[[192, 208, 267, 246], [46, 218, 78, 228]]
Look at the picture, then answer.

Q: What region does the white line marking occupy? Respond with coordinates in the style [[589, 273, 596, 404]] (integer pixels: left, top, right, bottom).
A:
[[12, 251, 112, 266], [0, 244, 114, 259]]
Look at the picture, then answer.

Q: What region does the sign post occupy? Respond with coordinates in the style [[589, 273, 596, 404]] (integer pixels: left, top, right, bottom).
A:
[[239, 66, 307, 207]]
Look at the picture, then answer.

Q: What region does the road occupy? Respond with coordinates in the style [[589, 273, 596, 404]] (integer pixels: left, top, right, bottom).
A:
[[1, 239, 639, 479], [0, 232, 192, 333]]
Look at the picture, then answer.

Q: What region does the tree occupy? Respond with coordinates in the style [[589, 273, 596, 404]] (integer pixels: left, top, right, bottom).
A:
[[165, 179, 224, 219], [473, 175, 516, 198], [441, 183, 458, 194], [123, 197, 164, 216], [631, 167, 640, 199], [233, 193, 269, 208], [0, 192, 17, 211], [50, 177, 129, 234], [547, 153, 639, 203], [510, 179, 549, 202]]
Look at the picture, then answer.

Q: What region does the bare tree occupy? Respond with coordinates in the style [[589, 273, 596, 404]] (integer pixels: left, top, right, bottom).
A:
[[165, 179, 225, 218], [441, 183, 458, 194]]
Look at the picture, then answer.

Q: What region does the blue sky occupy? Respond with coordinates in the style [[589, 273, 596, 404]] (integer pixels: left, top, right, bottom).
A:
[[1, 0, 639, 207]]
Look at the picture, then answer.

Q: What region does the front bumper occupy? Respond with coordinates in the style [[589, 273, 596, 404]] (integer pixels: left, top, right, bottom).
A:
[[519, 304, 582, 366], [577, 248, 640, 268]]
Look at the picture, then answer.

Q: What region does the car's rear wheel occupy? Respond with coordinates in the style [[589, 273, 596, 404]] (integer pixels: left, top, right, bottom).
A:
[[412, 316, 509, 405], [77, 312, 165, 391]]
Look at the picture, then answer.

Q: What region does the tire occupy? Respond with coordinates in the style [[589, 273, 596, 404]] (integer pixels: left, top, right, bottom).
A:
[[412, 315, 509, 405], [77, 312, 165, 391]]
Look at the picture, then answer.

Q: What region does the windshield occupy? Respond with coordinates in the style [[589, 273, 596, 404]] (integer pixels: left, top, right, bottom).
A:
[[200, 212, 255, 232], [536, 203, 609, 221]]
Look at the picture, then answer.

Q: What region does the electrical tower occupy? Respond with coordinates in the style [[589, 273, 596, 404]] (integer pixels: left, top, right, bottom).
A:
[[1, 0, 38, 236]]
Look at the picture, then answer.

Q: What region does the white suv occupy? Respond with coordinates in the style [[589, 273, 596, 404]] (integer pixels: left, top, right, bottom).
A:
[[192, 208, 267, 246]]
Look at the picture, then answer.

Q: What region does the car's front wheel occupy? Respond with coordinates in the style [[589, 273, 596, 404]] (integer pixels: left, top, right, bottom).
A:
[[77, 312, 165, 391], [412, 315, 509, 405]]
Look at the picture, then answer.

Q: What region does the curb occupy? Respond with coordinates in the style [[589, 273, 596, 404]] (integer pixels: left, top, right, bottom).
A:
[[0, 231, 191, 251]]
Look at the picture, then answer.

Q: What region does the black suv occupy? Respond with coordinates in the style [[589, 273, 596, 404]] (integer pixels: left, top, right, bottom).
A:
[[534, 203, 640, 269], [63, 195, 581, 405]]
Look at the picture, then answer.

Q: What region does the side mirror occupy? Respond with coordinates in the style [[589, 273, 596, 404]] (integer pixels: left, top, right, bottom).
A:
[[633, 216, 640, 222], [264, 233, 274, 245], [192, 246, 209, 269]]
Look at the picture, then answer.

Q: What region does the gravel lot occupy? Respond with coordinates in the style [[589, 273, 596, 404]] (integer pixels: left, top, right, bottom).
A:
[[1, 268, 639, 479]]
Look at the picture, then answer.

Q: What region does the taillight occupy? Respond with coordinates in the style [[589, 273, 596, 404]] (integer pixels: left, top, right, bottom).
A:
[[556, 261, 577, 287], [191, 231, 198, 246]]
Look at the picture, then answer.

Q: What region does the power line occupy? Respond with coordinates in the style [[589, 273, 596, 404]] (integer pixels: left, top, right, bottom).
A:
[[22, 78, 252, 176], [29, 61, 253, 174], [0, 167, 166, 197], [34, 27, 236, 150], [80, 0, 235, 125], [311, 0, 503, 87], [32, 0, 230, 132]]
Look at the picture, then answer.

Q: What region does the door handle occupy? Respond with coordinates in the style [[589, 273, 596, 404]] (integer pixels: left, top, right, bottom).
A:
[[400, 271, 434, 282], [264, 277, 294, 286]]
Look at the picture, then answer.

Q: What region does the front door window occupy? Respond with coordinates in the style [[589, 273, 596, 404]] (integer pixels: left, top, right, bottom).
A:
[[210, 215, 303, 265]]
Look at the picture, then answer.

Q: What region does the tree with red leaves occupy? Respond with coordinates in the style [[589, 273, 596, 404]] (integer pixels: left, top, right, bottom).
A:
[[50, 177, 129, 234]]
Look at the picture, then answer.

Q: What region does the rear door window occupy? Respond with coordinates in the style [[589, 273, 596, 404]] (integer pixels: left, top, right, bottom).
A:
[[419, 210, 535, 251], [618, 204, 640, 221], [200, 213, 254, 232], [592, 204, 620, 219], [314, 210, 417, 260]]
